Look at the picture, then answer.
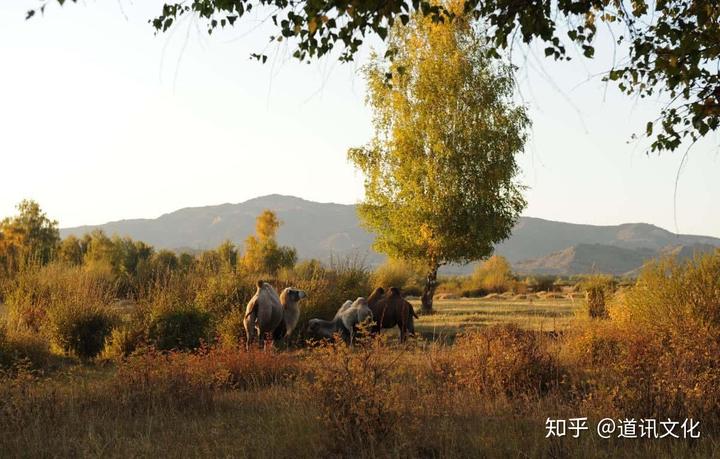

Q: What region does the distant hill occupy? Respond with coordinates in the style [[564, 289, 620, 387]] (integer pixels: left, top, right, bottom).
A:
[[513, 243, 717, 276], [61, 194, 720, 275]]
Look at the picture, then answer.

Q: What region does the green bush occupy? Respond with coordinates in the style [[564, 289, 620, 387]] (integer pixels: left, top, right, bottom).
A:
[[148, 305, 211, 351], [46, 304, 115, 360]]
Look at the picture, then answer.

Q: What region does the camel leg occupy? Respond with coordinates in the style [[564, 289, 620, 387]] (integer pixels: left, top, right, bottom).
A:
[[244, 319, 256, 351], [258, 329, 266, 350]]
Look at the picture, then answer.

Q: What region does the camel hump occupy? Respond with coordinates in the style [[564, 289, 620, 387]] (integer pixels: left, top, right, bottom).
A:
[[256, 279, 264, 289], [389, 287, 401, 296]]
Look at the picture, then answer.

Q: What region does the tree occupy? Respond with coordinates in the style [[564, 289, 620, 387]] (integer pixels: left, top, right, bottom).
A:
[[0, 199, 60, 267], [31, 1, 720, 152], [216, 240, 239, 269], [241, 210, 297, 275], [348, 7, 528, 313], [58, 235, 84, 266], [471, 255, 512, 293], [153, 249, 180, 273]]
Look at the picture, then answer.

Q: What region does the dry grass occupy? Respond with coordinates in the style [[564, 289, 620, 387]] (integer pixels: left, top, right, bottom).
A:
[[1, 334, 717, 458], [411, 296, 579, 341], [1, 253, 719, 457]]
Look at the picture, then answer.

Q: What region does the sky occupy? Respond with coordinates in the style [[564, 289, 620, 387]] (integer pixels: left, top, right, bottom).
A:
[[0, 1, 718, 237]]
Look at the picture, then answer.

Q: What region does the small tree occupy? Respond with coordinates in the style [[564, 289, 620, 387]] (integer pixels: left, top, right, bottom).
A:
[[58, 235, 84, 266], [0, 200, 60, 270], [241, 210, 297, 276], [348, 8, 528, 313]]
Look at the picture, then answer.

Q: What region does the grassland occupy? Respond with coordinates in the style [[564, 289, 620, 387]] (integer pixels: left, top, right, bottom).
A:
[[2, 291, 719, 458], [411, 295, 580, 340]]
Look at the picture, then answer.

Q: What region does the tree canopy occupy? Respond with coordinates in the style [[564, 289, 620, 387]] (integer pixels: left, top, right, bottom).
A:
[[348, 7, 528, 311], [0, 199, 60, 269], [28, 0, 720, 153], [241, 209, 297, 275]]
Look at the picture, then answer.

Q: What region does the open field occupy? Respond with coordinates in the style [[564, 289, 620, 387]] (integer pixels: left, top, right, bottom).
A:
[[412, 296, 580, 340]]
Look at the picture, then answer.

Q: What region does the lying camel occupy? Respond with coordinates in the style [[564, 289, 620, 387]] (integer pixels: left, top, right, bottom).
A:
[[367, 287, 418, 342], [307, 297, 374, 344], [244, 280, 306, 350]]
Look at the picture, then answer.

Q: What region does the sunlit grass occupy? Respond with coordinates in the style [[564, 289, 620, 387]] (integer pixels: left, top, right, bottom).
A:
[[410, 297, 581, 340]]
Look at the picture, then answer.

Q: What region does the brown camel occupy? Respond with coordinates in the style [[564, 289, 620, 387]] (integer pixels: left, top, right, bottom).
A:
[[367, 286, 418, 342]]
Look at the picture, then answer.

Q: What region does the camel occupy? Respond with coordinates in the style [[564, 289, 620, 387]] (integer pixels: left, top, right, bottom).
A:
[[307, 297, 374, 344], [367, 287, 418, 342], [244, 280, 306, 349]]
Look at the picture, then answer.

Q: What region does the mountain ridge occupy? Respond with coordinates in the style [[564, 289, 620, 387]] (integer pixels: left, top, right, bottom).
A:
[[60, 194, 720, 275]]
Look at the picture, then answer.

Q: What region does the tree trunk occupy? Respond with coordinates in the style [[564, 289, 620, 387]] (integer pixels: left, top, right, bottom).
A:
[[421, 264, 439, 314]]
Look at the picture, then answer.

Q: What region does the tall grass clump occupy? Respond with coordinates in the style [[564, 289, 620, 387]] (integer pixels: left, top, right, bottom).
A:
[[3, 263, 117, 360], [610, 252, 720, 331], [579, 274, 615, 319], [302, 335, 425, 454], [5, 263, 116, 333], [0, 323, 52, 371], [444, 325, 562, 399]]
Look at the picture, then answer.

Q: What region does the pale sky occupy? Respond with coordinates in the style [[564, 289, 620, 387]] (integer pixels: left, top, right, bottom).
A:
[[1, 1, 718, 237]]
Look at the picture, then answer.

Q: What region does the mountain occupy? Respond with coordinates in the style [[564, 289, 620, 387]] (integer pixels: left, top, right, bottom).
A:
[[62, 195, 381, 264], [60, 194, 720, 275]]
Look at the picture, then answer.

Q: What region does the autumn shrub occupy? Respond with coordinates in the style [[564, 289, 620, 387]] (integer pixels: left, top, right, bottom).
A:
[[217, 308, 246, 348], [112, 347, 216, 412], [194, 269, 255, 321], [562, 253, 720, 424], [436, 275, 464, 295], [302, 335, 425, 454], [460, 287, 489, 298], [46, 303, 116, 360], [371, 258, 423, 292], [609, 252, 720, 331], [140, 273, 213, 351], [578, 274, 615, 319], [447, 325, 562, 399], [147, 305, 211, 351], [0, 324, 52, 371], [524, 275, 557, 293], [5, 263, 116, 333], [104, 322, 147, 359], [469, 255, 513, 293], [187, 345, 298, 390], [112, 345, 297, 412]]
